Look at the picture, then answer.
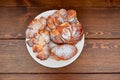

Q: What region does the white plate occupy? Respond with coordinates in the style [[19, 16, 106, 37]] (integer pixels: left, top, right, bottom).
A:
[[26, 10, 85, 68]]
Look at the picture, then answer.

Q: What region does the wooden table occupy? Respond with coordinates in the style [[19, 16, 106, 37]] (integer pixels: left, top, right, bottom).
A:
[[0, 0, 120, 79]]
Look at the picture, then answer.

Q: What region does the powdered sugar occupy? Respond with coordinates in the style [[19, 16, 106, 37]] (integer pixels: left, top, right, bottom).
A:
[[59, 9, 67, 17], [61, 28, 71, 40], [43, 45, 50, 56], [26, 29, 37, 38], [72, 27, 77, 36], [41, 31, 50, 43], [51, 44, 76, 59], [26, 9, 83, 61], [48, 41, 57, 49]]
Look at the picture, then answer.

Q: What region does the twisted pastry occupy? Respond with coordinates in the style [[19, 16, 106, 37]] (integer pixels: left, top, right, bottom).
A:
[[26, 17, 50, 60], [26, 9, 84, 61], [50, 22, 83, 44]]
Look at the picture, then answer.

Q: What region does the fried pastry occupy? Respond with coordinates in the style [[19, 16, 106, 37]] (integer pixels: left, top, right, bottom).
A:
[[26, 29, 50, 60], [27, 38, 35, 47], [26, 17, 46, 39], [47, 16, 56, 30], [51, 44, 77, 60], [33, 30, 50, 60], [28, 17, 46, 31], [67, 10, 77, 23], [36, 45, 50, 60], [26, 29, 37, 38], [50, 22, 83, 44], [47, 9, 67, 30], [26, 9, 84, 61]]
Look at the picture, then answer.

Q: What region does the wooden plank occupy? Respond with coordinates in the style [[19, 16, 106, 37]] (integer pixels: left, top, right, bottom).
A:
[[0, 40, 120, 73], [110, 0, 120, 7], [0, 74, 120, 80], [0, 0, 109, 7], [0, 7, 28, 39], [0, 7, 120, 39], [0, 0, 25, 6]]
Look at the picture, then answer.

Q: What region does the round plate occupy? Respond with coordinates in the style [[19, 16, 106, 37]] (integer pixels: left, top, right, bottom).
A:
[[26, 10, 85, 68]]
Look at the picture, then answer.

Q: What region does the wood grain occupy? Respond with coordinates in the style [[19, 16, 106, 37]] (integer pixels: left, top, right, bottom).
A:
[[110, 0, 120, 7], [0, 0, 120, 79], [0, 74, 120, 80], [0, 40, 120, 73], [0, 0, 109, 7], [0, 7, 28, 39], [0, 7, 120, 39], [0, 0, 24, 6]]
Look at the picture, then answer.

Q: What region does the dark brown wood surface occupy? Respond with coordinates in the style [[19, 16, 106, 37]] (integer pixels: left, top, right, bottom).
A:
[[0, 74, 120, 80], [0, 40, 120, 73], [0, 0, 120, 79], [0, 7, 120, 39]]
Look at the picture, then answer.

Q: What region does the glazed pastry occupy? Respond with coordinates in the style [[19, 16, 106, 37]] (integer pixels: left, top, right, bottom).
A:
[[51, 44, 77, 60]]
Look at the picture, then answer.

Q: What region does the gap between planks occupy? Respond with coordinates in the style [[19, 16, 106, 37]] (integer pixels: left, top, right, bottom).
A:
[[1, 72, 120, 74]]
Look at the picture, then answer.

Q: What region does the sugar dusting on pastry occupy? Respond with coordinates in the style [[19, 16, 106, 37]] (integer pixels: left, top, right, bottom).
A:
[[36, 45, 50, 60], [51, 44, 77, 60], [26, 9, 84, 61], [61, 28, 71, 40], [26, 29, 37, 38], [28, 17, 46, 31]]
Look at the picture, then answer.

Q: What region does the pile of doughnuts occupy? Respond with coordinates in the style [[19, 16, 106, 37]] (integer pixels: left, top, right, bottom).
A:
[[26, 9, 84, 60]]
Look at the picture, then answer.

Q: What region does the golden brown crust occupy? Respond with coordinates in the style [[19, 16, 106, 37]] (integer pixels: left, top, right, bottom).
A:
[[47, 16, 56, 30], [28, 17, 46, 31], [29, 29, 50, 60], [27, 38, 35, 47], [51, 44, 77, 60], [26, 9, 84, 61], [67, 10, 77, 22], [32, 44, 42, 52], [26, 17, 47, 39], [36, 45, 50, 60], [50, 22, 83, 44]]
